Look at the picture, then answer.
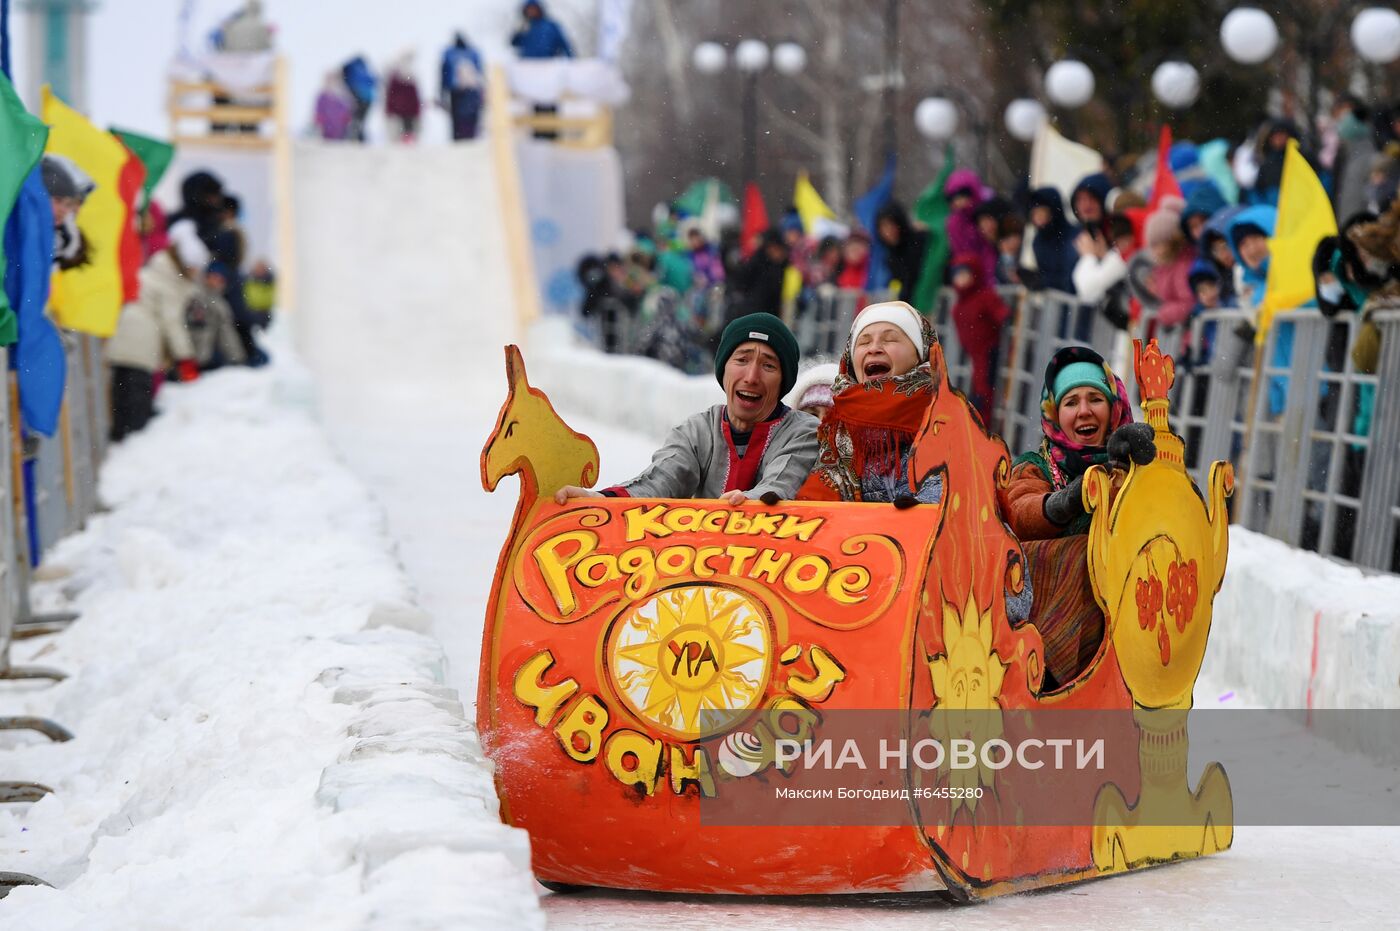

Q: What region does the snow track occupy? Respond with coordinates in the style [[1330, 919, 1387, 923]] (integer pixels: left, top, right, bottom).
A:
[[292, 143, 1400, 929]]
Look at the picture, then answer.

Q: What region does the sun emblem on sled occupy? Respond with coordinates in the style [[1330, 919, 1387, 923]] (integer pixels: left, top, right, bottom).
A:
[[927, 591, 1008, 813], [605, 585, 772, 741]]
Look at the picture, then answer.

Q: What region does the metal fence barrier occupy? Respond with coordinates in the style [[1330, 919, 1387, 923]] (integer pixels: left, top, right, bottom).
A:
[[795, 287, 1400, 575], [0, 331, 105, 894], [586, 280, 1400, 575]]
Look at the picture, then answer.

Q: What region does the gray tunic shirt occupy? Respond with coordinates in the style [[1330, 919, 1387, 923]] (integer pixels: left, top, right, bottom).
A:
[[610, 404, 819, 500]]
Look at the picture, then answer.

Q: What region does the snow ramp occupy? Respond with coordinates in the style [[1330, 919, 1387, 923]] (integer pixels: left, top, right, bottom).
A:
[[291, 139, 543, 705]]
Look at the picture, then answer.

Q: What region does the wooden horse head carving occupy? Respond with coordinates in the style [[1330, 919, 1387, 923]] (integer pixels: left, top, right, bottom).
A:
[[481, 345, 600, 504]]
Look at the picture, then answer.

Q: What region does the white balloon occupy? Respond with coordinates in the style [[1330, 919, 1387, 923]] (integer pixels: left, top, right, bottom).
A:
[[1004, 99, 1047, 142], [1353, 8, 1400, 64], [772, 42, 807, 76], [692, 41, 726, 75], [1045, 60, 1095, 109], [1151, 61, 1201, 109], [1221, 8, 1279, 64], [915, 97, 959, 140], [734, 39, 770, 73]]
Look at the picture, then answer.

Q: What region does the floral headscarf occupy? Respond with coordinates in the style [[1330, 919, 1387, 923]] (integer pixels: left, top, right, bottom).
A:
[[1027, 346, 1133, 489]]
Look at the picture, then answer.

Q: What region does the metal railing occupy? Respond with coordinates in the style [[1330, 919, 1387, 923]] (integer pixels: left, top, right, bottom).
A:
[[0, 331, 104, 896], [805, 287, 1400, 574]]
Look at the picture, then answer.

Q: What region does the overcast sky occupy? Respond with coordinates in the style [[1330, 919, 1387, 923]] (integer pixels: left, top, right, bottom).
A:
[[9, 0, 596, 143]]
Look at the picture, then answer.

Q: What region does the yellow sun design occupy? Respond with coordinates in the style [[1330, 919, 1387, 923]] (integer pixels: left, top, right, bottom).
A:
[[607, 585, 771, 741], [927, 590, 1007, 815]]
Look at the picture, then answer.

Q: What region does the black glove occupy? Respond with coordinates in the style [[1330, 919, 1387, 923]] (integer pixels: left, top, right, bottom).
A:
[[1107, 422, 1157, 470], [758, 491, 781, 506], [893, 494, 920, 509], [1043, 474, 1085, 527]]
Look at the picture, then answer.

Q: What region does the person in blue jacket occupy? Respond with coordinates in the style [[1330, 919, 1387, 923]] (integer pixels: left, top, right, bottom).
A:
[[1225, 205, 1294, 420], [341, 55, 378, 142], [440, 33, 485, 140], [511, 2, 573, 139], [511, 1, 573, 59]]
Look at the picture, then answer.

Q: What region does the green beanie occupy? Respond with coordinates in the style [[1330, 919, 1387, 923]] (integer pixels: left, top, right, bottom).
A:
[[714, 313, 800, 397], [1052, 361, 1113, 405]]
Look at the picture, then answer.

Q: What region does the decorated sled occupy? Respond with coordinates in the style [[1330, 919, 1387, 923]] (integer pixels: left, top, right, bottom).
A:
[[478, 338, 1234, 901]]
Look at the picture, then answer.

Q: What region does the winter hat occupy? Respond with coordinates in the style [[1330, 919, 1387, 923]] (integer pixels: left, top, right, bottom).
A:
[[1188, 257, 1221, 290], [1144, 197, 1186, 249], [40, 155, 93, 201], [849, 300, 926, 362], [167, 220, 210, 272], [785, 361, 839, 412], [714, 313, 800, 397], [1052, 361, 1113, 406]]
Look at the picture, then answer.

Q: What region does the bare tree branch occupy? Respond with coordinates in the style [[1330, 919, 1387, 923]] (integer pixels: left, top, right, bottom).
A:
[[759, 97, 827, 156]]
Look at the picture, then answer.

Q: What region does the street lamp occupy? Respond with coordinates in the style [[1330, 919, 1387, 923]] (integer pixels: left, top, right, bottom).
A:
[[734, 39, 770, 73], [914, 98, 958, 139], [692, 42, 726, 75], [1353, 7, 1400, 64], [1004, 99, 1047, 143], [772, 42, 807, 76], [1220, 8, 1280, 64], [1151, 61, 1201, 109], [693, 39, 806, 187], [916, 91, 989, 177], [1044, 60, 1095, 109]]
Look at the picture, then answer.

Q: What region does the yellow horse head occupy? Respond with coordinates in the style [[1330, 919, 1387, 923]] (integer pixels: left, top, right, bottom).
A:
[[481, 345, 601, 503]]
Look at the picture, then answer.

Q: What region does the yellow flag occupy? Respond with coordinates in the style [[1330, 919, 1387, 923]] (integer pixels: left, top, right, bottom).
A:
[[1257, 140, 1337, 342], [43, 86, 134, 337], [793, 170, 835, 233], [782, 265, 802, 306]]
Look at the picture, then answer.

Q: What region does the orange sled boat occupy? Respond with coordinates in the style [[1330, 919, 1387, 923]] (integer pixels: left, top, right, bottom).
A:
[[478, 338, 1234, 901]]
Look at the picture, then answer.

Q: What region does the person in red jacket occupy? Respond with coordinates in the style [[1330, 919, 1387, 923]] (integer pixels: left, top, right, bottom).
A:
[[949, 252, 1010, 423], [385, 52, 423, 142]]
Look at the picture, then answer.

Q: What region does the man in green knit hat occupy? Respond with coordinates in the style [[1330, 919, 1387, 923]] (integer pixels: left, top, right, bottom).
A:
[[555, 314, 819, 504]]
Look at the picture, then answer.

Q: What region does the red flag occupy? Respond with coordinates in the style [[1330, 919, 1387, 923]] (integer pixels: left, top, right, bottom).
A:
[[114, 143, 146, 302], [740, 181, 768, 258], [1148, 124, 1182, 211]]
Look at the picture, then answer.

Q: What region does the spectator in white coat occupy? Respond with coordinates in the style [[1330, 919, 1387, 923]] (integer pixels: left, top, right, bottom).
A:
[[107, 221, 206, 440]]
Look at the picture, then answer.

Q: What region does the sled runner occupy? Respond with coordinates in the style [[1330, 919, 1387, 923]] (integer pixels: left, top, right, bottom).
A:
[[478, 338, 1233, 901]]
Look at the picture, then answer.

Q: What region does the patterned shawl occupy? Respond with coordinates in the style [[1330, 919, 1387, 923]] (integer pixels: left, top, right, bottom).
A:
[[1018, 345, 1133, 490], [798, 313, 939, 501]]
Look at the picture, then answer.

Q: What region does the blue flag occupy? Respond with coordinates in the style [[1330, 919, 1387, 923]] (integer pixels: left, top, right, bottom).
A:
[[5, 169, 65, 437], [854, 154, 896, 291]]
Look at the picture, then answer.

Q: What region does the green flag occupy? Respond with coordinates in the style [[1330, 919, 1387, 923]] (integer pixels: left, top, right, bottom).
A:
[[673, 177, 735, 217], [911, 144, 956, 314], [0, 72, 50, 343], [112, 126, 175, 204]]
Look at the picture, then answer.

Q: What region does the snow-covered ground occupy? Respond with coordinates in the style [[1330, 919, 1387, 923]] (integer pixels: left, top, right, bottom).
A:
[[0, 346, 542, 929]]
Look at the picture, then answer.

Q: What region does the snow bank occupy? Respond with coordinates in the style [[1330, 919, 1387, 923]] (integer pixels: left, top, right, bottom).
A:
[[1204, 526, 1400, 713], [529, 317, 721, 442], [0, 344, 542, 929]]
